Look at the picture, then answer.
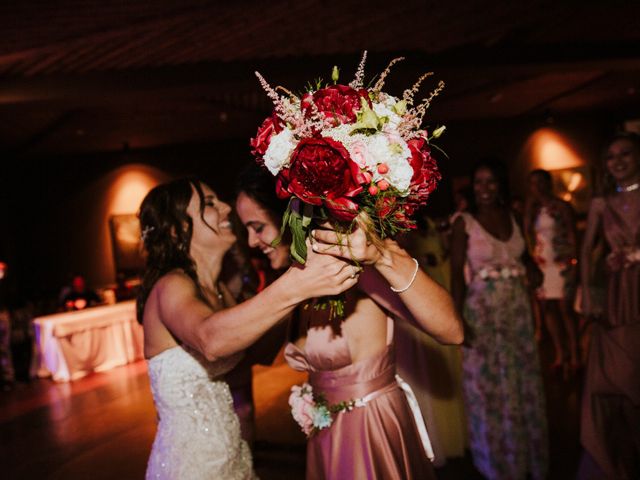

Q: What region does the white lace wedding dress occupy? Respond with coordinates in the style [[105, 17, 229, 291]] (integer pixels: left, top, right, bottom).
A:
[[145, 345, 256, 479]]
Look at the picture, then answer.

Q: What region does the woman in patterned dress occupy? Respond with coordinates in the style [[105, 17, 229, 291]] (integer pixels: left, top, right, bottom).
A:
[[450, 159, 548, 480], [524, 169, 579, 372]]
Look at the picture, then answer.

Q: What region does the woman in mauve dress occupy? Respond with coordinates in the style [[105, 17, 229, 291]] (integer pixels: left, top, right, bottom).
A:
[[579, 132, 640, 479], [236, 165, 464, 480]]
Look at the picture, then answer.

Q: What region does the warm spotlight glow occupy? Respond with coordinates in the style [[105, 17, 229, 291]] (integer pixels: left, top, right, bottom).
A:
[[527, 128, 584, 171], [566, 172, 583, 192], [108, 168, 159, 214]]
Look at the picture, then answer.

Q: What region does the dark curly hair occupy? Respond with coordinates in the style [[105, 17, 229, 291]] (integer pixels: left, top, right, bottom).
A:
[[468, 157, 511, 214], [236, 163, 289, 226], [136, 177, 209, 323]]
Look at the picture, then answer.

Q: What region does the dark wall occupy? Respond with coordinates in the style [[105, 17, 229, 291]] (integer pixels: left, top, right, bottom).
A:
[[0, 139, 253, 300]]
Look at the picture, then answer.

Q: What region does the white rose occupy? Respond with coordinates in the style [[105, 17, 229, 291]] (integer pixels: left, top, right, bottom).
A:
[[263, 128, 297, 175], [366, 135, 412, 193]]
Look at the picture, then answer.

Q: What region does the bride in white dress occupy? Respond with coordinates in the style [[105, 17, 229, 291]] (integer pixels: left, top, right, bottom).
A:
[[137, 178, 360, 479]]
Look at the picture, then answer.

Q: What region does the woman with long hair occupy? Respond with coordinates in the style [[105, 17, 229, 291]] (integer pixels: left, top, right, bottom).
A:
[[137, 177, 359, 479], [236, 164, 463, 480], [450, 158, 548, 480], [579, 132, 640, 479]]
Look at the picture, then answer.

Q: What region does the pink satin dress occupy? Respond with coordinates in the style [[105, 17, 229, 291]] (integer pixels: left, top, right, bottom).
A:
[[581, 197, 640, 479], [284, 319, 435, 480]]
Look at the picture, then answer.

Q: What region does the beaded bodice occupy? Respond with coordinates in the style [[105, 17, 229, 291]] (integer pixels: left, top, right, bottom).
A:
[[145, 346, 255, 479]]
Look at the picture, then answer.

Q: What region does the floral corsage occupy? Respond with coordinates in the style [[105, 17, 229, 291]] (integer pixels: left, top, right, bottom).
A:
[[288, 383, 363, 437]]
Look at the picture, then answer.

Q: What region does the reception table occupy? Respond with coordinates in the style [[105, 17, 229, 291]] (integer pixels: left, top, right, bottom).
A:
[[34, 300, 144, 382]]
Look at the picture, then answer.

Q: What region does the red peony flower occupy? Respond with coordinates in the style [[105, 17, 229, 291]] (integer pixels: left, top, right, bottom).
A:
[[405, 137, 441, 215], [301, 85, 371, 127], [276, 137, 367, 221], [250, 112, 283, 158]]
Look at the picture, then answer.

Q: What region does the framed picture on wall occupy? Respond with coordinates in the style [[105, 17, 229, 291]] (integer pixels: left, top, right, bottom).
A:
[[109, 214, 144, 278]]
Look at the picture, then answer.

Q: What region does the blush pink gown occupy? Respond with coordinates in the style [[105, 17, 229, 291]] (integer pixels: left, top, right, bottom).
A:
[[580, 197, 640, 479], [284, 319, 435, 480]]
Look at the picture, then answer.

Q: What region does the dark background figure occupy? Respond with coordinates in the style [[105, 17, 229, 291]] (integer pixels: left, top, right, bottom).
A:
[[8, 294, 36, 383], [0, 261, 15, 391], [60, 274, 101, 311], [113, 272, 136, 302]]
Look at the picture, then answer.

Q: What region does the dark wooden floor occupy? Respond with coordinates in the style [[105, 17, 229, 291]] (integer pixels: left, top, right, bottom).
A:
[[0, 332, 586, 480]]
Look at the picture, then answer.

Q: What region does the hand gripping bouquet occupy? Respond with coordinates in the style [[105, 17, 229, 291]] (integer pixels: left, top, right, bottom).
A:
[[250, 52, 445, 316]]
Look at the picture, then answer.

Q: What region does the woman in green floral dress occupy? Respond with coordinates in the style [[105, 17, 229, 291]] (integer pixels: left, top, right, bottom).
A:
[[451, 159, 548, 480]]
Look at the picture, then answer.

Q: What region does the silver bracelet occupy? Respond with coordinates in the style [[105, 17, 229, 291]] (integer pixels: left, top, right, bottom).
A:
[[390, 257, 420, 293]]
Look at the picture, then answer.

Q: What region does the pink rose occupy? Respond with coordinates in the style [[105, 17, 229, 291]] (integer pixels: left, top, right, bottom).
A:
[[348, 139, 373, 169], [289, 384, 316, 436]]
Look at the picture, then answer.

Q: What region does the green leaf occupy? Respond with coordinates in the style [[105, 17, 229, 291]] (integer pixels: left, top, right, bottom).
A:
[[289, 209, 308, 264], [272, 201, 292, 247], [302, 204, 314, 228]]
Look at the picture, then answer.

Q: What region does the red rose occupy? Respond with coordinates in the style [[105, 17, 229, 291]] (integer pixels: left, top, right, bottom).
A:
[[405, 137, 441, 214], [301, 85, 371, 127], [276, 137, 366, 221], [250, 112, 283, 158]]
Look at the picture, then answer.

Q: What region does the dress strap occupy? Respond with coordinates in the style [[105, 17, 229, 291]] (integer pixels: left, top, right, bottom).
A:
[[386, 317, 394, 346], [396, 375, 435, 461]]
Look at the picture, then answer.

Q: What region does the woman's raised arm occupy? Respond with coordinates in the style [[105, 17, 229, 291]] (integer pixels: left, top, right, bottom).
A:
[[311, 225, 464, 344], [149, 247, 359, 361]]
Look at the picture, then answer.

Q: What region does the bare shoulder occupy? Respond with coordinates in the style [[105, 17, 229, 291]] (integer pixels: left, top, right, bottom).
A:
[[151, 270, 200, 313], [143, 273, 195, 356], [154, 270, 197, 296]]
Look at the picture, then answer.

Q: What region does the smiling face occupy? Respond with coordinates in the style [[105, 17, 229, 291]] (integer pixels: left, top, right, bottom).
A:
[[235, 192, 290, 270], [187, 183, 236, 256], [605, 138, 640, 185], [473, 166, 501, 207]]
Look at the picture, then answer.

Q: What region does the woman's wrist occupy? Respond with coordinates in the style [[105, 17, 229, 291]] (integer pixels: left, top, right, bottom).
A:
[[275, 267, 308, 306], [374, 243, 417, 289]]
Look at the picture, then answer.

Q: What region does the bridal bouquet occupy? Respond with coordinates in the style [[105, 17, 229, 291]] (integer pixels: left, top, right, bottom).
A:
[[250, 52, 445, 315]]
